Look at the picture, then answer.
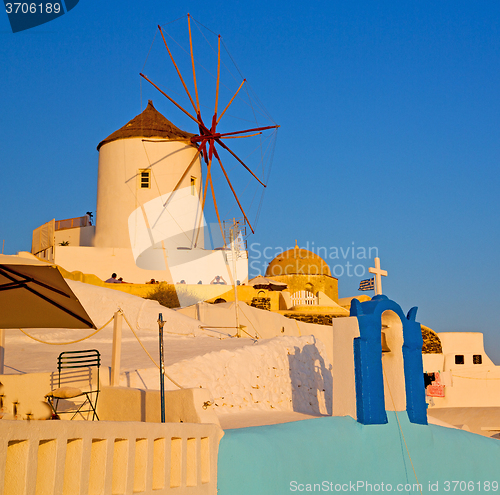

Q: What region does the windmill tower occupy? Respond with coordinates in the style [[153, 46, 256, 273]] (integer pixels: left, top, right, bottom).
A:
[[94, 100, 203, 250]]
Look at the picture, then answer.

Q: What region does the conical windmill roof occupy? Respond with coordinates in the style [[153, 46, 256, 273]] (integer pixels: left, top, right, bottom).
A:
[[97, 100, 194, 150]]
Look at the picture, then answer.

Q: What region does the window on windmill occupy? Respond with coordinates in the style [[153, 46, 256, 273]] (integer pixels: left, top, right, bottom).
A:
[[455, 355, 465, 365], [190, 176, 196, 195], [473, 354, 482, 365], [139, 169, 151, 189]]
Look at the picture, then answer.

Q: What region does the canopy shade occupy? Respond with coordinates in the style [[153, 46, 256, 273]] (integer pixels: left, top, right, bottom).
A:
[[247, 276, 288, 291], [0, 255, 95, 329]]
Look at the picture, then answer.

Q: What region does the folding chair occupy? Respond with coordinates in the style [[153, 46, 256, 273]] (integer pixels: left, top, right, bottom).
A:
[[46, 349, 101, 420]]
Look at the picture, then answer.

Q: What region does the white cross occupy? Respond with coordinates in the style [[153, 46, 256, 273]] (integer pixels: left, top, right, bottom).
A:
[[368, 257, 387, 295]]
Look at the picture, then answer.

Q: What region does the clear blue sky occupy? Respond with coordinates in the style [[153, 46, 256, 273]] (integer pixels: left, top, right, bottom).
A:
[[2, 2, 500, 361]]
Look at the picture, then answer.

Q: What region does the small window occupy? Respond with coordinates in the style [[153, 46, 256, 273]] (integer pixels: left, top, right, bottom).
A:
[[473, 354, 482, 365], [139, 169, 151, 189], [455, 355, 464, 365], [190, 176, 196, 195]]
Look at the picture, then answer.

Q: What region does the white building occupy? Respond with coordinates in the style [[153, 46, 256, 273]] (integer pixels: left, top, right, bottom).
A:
[[423, 331, 500, 408]]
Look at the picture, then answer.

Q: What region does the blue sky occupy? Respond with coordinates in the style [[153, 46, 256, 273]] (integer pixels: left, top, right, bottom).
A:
[[2, 2, 500, 361]]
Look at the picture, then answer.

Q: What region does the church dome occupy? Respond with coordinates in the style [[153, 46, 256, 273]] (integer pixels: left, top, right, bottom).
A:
[[97, 100, 194, 150], [265, 242, 332, 277]]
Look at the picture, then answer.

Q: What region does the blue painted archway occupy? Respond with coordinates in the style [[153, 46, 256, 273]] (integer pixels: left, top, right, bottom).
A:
[[350, 295, 427, 425]]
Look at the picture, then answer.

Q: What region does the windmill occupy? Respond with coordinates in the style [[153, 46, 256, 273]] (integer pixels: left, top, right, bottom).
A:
[[139, 14, 279, 247]]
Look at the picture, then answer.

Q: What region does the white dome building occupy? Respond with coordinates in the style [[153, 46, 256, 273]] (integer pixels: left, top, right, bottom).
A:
[[31, 101, 248, 287]]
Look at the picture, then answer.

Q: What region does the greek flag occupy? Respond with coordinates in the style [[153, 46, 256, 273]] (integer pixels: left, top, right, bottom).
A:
[[359, 278, 374, 291]]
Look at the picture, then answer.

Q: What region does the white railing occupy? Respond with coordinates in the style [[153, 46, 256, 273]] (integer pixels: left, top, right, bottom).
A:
[[0, 420, 223, 494], [290, 290, 318, 306], [55, 215, 91, 231]]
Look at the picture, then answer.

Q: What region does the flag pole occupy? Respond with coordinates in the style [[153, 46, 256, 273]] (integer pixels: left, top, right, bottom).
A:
[[158, 313, 166, 423]]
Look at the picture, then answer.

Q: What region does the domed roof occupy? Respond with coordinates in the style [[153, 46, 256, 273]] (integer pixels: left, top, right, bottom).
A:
[[265, 242, 332, 277], [97, 100, 194, 150]]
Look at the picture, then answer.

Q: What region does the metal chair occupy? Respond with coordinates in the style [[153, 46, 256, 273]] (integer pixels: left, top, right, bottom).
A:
[[46, 349, 101, 420]]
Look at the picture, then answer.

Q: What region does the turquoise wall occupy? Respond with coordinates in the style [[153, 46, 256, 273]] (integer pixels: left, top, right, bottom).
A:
[[218, 412, 500, 494]]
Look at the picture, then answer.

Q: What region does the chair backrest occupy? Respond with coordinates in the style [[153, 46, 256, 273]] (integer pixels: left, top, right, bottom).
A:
[[57, 350, 100, 389]]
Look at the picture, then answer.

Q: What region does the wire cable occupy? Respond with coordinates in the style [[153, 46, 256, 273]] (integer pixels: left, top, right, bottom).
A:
[[120, 310, 184, 389], [382, 360, 423, 495], [18, 316, 114, 345]]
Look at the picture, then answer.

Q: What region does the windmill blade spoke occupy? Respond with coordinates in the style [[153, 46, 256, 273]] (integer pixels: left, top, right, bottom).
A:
[[162, 144, 204, 211], [152, 143, 204, 231], [216, 155, 254, 234], [201, 154, 213, 213], [214, 34, 221, 119], [215, 138, 266, 188], [197, 138, 218, 230], [218, 124, 279, 138], [193, 156, 210, 248], [158, 25, 198, 114], [217, 79, 246, 125], [140, 73, 202, 126], [224, 132, 262, 139], [209, 171, 226, 245], [188, 14, 201, 113]]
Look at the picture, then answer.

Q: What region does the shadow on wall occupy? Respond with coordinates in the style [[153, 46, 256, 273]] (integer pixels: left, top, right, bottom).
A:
[[288, 343, 333, 415]]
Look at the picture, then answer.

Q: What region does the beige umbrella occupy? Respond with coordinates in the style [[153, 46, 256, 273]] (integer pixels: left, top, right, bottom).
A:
[[0, 254, 95, 329], [0, 254, 95, 373], [247, 275, 288, 291]]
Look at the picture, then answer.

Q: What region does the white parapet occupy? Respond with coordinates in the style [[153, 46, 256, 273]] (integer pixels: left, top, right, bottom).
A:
[[0, 419, 223, 494]]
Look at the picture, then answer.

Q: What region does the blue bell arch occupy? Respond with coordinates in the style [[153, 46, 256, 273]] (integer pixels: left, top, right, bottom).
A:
[[350, 295, 427, 425]]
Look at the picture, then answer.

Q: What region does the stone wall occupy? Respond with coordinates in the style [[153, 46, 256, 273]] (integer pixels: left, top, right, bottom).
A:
[[250, 297, 271, 311], [284, 313, 340, 326], [422, 325, 443, 353]]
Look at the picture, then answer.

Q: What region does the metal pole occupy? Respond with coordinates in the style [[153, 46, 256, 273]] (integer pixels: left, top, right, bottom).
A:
[[230, 219, 241, 337], [0, 329, 5, 375], [158, 313, 166, 423], [111, 311, 123, 386]]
